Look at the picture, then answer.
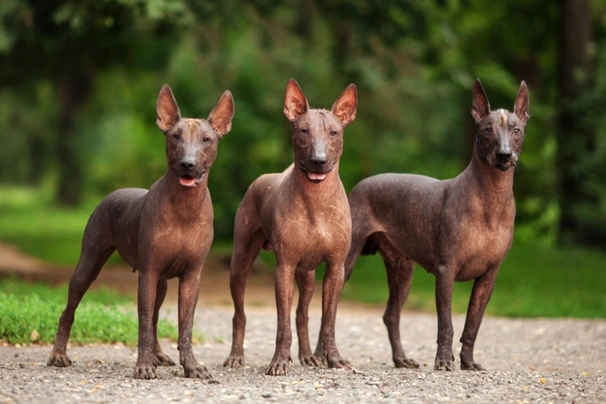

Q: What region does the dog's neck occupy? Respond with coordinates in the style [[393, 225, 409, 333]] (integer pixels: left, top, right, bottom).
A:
[[157, 170, 209, 210], [290, 162, 343, 200], [466, 150, 515, 196]]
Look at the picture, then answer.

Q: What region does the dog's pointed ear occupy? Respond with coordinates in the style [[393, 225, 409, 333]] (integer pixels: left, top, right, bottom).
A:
[[471, 78, 491, 123], [514, 80, 530, 124], [284, 79, 309, 122], [208, 90, 235, 137], [156, 84, 181, 132], [331, 83, 358, 127]]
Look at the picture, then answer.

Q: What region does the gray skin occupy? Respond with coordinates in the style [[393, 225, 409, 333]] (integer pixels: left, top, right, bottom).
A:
[[47, 85, 235, 380], [344, 79, 530, 371], [223, 79, 358, 376]]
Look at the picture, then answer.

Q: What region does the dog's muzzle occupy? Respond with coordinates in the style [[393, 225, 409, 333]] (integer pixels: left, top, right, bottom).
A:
[[299, 161, 332, 183], [175, 166, 207, 188]]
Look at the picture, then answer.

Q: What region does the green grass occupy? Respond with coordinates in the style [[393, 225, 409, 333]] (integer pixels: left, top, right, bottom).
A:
[[0, 276, 182, 345], [342, 241, 606, 319], [0, 185, 122, 265]]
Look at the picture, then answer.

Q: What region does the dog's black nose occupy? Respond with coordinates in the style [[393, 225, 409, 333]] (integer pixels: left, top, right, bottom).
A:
[[309, 155, 327, 169], [180, 159, 196, 169], [497, 151, 512, 161]]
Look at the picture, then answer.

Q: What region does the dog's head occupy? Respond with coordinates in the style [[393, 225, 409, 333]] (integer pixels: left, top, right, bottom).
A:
[[471, 79, 529, 172], [156, 85, 234, 188], [283, 79, 357, 183]]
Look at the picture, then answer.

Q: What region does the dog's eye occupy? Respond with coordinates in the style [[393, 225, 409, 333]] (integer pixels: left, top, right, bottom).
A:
[[172, 131, 181, 140], [300, 128, 309, 135], [330, 130, 338, 137], [513, 128, 521, 135], [483, 127, 492, 136], [202, 136, 211, 143]]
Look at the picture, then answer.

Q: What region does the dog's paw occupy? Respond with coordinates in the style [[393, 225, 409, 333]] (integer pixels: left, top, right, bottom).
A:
[[266, 356, 292, 376], [47, 352, 72, 367], [133, 363, 157, 379], [299, 355, 323, 367], [394, 356, 420, 369], [153, 352, 176, 367], [461, 360, 486, 371], [326, 355, 353, 370], [223, 355, 245, 367], [184, 364, 212, 379], [434, 359, 456, 371]]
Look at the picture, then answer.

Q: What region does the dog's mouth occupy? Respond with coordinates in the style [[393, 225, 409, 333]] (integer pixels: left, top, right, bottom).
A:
[[307, 172, 327, 182], [496, 160, 516, 172], [299, 163, 331, 183], [177, 170, 206, 188]]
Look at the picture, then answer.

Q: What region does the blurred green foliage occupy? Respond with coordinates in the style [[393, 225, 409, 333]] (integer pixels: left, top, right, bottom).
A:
[[0, 1, 605, 246]]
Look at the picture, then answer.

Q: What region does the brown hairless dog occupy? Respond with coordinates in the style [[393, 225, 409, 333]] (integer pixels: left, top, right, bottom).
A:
[[47, 85, 234, 380], [345, 79, 529, 371], [223, 79, 357, 375]]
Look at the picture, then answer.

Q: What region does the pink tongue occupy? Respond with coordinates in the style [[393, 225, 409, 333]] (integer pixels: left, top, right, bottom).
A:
[[179, 177, 196, 187], [307, 172, 327, 181]]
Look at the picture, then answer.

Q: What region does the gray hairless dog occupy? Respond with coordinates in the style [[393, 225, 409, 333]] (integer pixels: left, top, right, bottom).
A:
[[345, 79, 529, 371], [47, 84, 234, 380], [223, 79, 357, 375]]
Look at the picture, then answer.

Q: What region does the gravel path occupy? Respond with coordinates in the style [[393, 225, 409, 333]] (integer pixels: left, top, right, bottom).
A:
[[1, 303, 605, 403]]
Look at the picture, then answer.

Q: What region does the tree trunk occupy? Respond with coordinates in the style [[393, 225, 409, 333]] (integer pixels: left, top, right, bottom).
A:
[[556, 0, 595, 244], [55, 72, 92, 207]]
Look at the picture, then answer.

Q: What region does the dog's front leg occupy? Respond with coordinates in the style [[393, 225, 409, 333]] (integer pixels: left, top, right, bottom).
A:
[[434, 263, 456, 371], [177, 269, 211, 379], [319, 262, 351, 369], [267, 262, 295, 375], [459, 270, 497, 371], [152, 279, 176, 366], [134, 269, 161, 379], [295, 270, 322, 366]]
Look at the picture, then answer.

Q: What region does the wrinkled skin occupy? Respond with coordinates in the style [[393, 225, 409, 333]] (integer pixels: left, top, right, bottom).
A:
[[47, 85, 235, 380], [224, 79, 357, 375], [343, 79, 530, 371]]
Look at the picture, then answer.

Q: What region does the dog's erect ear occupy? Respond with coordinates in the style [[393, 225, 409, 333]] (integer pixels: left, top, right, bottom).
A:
[[471, 78, 491, 123], [284, 79, 309, 122], [156, 84, 181, 132], [331, 83, 358, 127], [514, 80, 530, 124], [208, 90, 235, 137]]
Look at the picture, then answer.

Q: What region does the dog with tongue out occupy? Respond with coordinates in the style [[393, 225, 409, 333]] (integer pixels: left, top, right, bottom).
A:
[[224, 79, 357, 376]]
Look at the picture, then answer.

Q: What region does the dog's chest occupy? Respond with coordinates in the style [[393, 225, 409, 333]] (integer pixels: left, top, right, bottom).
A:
[[454, 216, 514, 281], [272, 206, 351, 267]]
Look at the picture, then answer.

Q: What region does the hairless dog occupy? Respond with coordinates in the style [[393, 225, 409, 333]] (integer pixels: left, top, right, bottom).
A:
[[345, 79, 529, 371], [224, 79, 357, 375], [48, 85, 234, 379]]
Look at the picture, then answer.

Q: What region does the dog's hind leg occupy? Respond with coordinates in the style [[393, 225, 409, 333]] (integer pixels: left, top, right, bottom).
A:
[[152, 279, 176, 366], [224, 224, 266, 368], [295, 270, 322, 366], [48, 211, 115, 367], [376, 233, 419, 369]]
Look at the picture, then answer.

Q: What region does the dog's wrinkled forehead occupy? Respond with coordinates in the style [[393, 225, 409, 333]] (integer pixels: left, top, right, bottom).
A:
[[295, 109, 342, 131], [489, 109, 523, 129], [171, 118, 218, 140]]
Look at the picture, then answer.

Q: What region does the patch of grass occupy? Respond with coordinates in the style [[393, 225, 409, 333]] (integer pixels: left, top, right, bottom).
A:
[[342, 241, 606, 319], [0, 277, 184, 345], [0, 186, 121, 266]]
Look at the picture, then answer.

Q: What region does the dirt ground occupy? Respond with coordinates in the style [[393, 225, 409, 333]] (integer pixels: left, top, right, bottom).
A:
[[0, 243, 605, 403]]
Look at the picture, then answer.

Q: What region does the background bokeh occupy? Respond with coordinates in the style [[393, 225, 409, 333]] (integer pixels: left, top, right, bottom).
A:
[[1, 0, 605, 248]]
